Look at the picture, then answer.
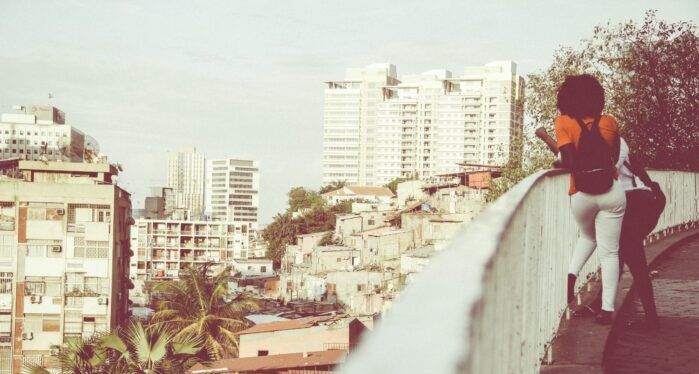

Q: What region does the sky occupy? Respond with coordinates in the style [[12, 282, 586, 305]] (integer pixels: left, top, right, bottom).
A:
[[0, 0, 696, 225]]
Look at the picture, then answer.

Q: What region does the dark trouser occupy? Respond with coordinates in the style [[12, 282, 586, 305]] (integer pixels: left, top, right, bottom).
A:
[[592, 189, 658, 322]]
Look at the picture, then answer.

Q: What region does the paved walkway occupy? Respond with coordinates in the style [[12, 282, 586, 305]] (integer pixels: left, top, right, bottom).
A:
[[604, 236, 699, 373]]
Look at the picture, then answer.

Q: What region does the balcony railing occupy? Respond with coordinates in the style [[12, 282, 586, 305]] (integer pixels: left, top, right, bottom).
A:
[[341, 170, 698, 373]]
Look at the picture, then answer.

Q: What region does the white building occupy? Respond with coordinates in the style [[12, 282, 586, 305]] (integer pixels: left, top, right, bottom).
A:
[[129, 219, 256, 282], [231, 258, 273, 278], [322, 63, 400, 186], [323, 61, 524, 186], [321, 186, 395, 206], [0, 105, 99, 162], [204, 159, 259, 227], [0, 160, 132, 372], [167, 147, 205, 220]]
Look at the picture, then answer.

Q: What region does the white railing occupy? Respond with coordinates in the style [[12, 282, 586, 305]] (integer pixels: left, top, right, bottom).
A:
[[341, 170, 698, 374]]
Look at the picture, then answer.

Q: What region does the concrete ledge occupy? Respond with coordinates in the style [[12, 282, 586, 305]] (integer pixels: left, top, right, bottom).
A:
[[541, 226, 699, 374]]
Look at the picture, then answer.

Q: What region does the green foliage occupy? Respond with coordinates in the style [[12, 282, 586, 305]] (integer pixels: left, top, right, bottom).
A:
[[489, 10, 698, 202], [22, 321, 208, 374], [263, 183, 364, 267], [150, 264, 258, 360], [384, 174, 417, 194], [319, 180, 347, 194], [287, 187, 324, 213], [317, 231, 335, 246]]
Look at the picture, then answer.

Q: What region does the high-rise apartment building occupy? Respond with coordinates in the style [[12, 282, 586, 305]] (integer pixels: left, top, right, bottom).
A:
[[322, 64, 400, 186], [204, 159, 259, 227], [167, 147, 205, 220], [0, 105, 100, 162], [0, 160, 131, 372], [323, 61, 524, 186]]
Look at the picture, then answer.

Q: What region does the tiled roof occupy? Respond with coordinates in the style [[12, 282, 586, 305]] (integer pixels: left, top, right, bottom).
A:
[[189, 349, 347, 373], [235, 316, 337, 335]]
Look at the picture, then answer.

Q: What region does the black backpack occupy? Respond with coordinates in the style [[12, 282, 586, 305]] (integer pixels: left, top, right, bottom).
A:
[[572, 117, 615, 194]]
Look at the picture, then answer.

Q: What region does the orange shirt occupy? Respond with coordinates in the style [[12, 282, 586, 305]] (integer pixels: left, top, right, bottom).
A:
[[554, 114, 620, 195]]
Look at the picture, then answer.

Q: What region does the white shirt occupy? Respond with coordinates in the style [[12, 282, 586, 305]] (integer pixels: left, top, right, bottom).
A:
[[616, 138, 650, 192]]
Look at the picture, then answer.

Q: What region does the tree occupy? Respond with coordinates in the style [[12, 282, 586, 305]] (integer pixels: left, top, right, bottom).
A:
[[22, 321, 207, 374], [287, 187, 325, 213], [23, 335, 106, 374], [319, 180, 347, 194], [262, 212, 299, 267], [150, 264, 258, 360], [384, 174, 417, 194], [489, 11, 698, 201], [100, 321, 208, 374]]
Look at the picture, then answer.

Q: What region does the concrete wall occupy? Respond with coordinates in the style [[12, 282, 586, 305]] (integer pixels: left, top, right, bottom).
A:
[[239, 323, 351, 358], [341, 170, 699, 374]]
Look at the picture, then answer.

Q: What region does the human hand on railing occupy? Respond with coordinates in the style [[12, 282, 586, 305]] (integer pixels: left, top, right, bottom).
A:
[[535, 126, 559, 155], [552, 160, 564, 169]]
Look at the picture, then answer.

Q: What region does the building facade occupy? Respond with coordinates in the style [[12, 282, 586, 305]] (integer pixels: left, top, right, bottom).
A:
[[0, 160, 131, 373], [322, 63, 400, 186], [167, 147, 205, 220], [323, 62, 524, 186], [204, 158, 259, 227], [129, 219, 256, 282], [0, 105, 99, 163]]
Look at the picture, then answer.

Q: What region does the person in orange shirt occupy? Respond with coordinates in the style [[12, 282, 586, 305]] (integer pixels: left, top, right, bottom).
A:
[[554, 74, 626, 324]]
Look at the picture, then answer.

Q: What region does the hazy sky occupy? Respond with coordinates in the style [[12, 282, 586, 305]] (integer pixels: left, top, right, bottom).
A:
[[0, 0, 696, 225]]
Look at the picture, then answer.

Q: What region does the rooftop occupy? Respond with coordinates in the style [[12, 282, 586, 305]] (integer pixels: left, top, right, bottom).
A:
[[236, 315, 339, 335], [322, 186, 395, 198], [190, 349, 347, 373]]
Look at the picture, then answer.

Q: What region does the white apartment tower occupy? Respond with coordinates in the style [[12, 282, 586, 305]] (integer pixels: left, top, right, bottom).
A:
[[322, 63, 400, 186], [167, 147, 205, 220], [0, 105, 100, 162], [204, 159, 259, 227], [323, 61, 524, 186]]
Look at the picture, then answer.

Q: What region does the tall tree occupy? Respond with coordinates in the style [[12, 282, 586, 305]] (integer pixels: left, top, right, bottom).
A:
[[150, 264, 258, 359], [489, 11, 698, 201], [262, 212, 299, 267]]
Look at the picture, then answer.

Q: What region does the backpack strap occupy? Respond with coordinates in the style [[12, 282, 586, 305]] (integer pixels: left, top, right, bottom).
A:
[[623, 159, 653, 187], [574, 116, 601, 133]]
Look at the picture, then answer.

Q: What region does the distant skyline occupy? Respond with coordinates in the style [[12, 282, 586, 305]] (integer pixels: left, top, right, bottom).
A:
[[0, 0, 696, 225]]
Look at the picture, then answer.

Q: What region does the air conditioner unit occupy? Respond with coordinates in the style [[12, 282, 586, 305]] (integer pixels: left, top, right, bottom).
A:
[[21, 332, 33, 341], [97, 297, 108, 305], [50, 245, 62, 253], [30, 295, 42, 304], [50, 345, 61, 356], [56, 208, 65, 215]]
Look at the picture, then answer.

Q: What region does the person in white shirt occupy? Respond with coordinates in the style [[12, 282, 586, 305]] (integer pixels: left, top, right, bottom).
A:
[[536, 129, 664, 328]]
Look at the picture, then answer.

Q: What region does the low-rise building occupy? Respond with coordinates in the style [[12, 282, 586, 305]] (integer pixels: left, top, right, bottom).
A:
[[232, 259, 273, 278], [310, 246, 360, 274], [190, 349, 348, 374], [400, 245, 436, 284], [295, 231, 329, 253], [235, 315, 371, 358], [321, 186, 394, 206], [0, 160, 131, 372]]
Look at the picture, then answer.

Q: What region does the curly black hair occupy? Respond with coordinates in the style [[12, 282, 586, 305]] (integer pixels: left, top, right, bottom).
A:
[[556, 74, 605, 118]]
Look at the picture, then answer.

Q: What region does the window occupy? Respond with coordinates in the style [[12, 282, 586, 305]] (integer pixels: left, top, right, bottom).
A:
[[260, 266, 267, 272], [0, 273, 12, 294], [357, 284, 365, 292], [258, 350, 269, 356], [25, 281, 45, 296], [42, 318, 60, 332]]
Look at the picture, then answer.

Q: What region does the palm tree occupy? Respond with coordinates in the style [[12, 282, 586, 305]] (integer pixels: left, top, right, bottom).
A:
[[23, 335, 106, 374], [100, 320, 208, 374], [150, 264, 258, 359]]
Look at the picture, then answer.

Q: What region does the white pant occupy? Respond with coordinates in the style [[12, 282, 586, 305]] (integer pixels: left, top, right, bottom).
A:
[[568, 180, 626, 311]]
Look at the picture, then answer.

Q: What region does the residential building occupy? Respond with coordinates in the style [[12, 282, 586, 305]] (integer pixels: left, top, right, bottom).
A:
[[205, 158, 259, 227], [322, 63, 400, 186], [235, 316, 371, 357], [232, 258, 273, 278], [0, 159, 131, 372], [323, 61, 524, 186], [0, 105, 99, 162], [321, 185, 394, 206], [129, 219, 255, 282], [140, 187, 175, 220], [190, 350, 348, 374], [167, 147, 205, 220]]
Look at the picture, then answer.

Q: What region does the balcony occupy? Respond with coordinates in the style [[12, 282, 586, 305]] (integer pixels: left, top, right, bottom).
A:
[[341, 170, 698, 373]]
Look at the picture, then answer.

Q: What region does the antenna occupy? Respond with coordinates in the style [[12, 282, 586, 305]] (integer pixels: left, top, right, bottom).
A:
[[48, 93, 54, 103]]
